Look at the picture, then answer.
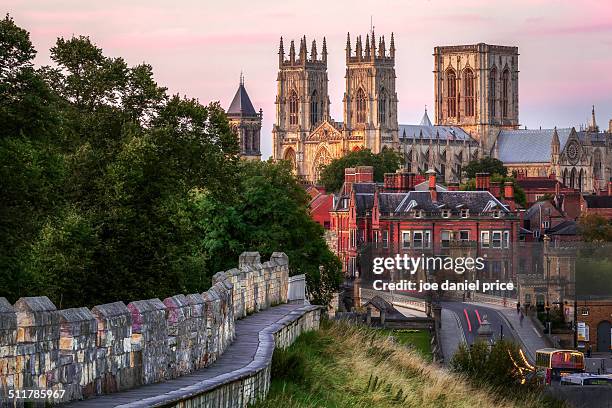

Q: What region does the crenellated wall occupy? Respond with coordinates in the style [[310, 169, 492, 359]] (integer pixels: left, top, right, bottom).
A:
[[0, 252, 290, 405]]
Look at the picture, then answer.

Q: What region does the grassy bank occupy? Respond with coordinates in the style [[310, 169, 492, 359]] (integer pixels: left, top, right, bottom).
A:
[[254, 320, 563, 408]]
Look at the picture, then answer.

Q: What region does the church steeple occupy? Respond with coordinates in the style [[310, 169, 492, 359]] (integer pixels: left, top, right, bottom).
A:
[[589, 105, 599, 132]]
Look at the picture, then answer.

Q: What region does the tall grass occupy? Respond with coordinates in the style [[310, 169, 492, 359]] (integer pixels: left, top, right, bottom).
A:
[[254, 320, 565, 408]]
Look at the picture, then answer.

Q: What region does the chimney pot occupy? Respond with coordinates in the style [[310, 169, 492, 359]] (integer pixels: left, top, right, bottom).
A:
[[504, 181, 514, 200]]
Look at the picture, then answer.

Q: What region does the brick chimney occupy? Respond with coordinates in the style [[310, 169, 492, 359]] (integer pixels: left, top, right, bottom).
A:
[[383, 169, 415, 192], [447, 182, 460, 191], [355, 166, 374, 183], [475, 172, 491, 191], [504, 181, 514, 200], [490, 181, 501, 198], [344, 167, 356, 194], [426, 169, 437, 201]]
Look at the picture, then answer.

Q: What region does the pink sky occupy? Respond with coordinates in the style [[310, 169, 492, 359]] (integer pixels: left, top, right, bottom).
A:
[[6, 0, 612, 158]]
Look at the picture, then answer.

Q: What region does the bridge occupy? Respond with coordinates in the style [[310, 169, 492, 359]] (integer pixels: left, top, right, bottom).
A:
[[0, 252, 320, 407]]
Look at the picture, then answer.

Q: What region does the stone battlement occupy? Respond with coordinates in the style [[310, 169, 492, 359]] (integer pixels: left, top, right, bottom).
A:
[[0, 252, 289, 405]]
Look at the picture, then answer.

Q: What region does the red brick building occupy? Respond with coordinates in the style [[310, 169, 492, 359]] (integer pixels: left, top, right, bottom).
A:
[[330, 167, 520, 277]]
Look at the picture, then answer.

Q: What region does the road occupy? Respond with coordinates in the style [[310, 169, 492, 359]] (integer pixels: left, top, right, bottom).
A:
[[442, 301, 516, 346]]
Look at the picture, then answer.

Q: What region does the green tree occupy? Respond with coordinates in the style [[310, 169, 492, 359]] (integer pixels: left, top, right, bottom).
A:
[[318, 148, 403, 192], [451, 340, 527, 388], [579, 213, 612, 242], [197, 160, 343, 306], [463, 157, 507, 179]]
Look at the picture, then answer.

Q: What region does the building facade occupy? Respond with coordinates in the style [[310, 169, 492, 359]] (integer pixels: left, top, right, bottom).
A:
[[272, 33, 399, 182], [434, 43, 520, 152], [227, 76, 262, 160], [330, 167, 520, 281]]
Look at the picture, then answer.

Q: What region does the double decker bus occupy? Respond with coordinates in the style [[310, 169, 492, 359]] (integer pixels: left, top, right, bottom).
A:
[[535, 348, 585, 384]]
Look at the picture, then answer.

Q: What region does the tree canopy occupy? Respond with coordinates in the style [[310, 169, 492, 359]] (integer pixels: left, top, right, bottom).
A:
[[463, 157, 507, 179], [318, 148, 403, 192], [0, 16, 341, 307]]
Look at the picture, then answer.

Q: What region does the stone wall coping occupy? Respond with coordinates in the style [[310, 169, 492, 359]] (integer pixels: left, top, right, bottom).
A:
[[14, 296, 56, 312], [91, 301, 130, 318], [113, 305, 321, 408], [0, 297, 14, 314], [58, 307, 96, 323]]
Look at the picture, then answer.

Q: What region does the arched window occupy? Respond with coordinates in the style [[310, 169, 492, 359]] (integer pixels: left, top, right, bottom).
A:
[[446, 69, 457, 118], [464, 69, 475, 117], [289, 91, 298, 126], [594, 149, 603, 180], [283, 148, 296, 171], [378, 89, 387, 125], [313, 147, 332, 182], [502, 69, 510, 118], [356, 88, 367, 124], [578, 169, 584, 191], [489, 68, 497, 118], [310, 90, 318, 127], [570, 167, 577, 189], [562, 168, 568, 187]]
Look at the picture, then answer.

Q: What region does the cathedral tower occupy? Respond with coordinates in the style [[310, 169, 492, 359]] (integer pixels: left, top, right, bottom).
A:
[[343, 31, 399, 153], [227, 74, 262, 160], [272, 36, 330, 177], [433, 43, 519, 152], [343, 32, 399, 153]]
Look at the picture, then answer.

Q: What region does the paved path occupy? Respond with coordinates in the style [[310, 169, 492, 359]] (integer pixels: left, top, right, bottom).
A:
[[440, 300, 549, 364], [439, 307, 466, 364], [467, 301, 549, 362], [68, 303, 315, 407]]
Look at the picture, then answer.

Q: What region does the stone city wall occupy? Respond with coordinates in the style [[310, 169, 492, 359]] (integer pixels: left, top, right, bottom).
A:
[[0, 252, 289, 405]]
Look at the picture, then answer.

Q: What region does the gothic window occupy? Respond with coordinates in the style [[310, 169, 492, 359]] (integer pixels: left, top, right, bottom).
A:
[[502, 69, 510, 118], [310, 90, 319, 127], [283, 148, 296, 171], [289, 91, 298, 126], [594, 149, 602, 180], [562, 168, 568, 187], [313, 146, 332, 181], [578, 168, 584, 191], [489, 68, 497, 118], [570, 167, 576, 189], [251, 130, 258, 151], [356, 88, 367, 124], [464, 69, 475, 117], [446, 69, 457, 118], [378, 88, 387, 125]]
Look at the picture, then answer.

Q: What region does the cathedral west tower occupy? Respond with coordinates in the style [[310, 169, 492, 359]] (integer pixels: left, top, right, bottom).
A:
[[344, 32, 399, 153], [272, 36, 330, 179]]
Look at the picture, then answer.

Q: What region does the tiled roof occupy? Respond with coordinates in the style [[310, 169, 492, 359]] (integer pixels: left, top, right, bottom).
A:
[[399, 124, 476, 142], [496, 128, 572, 163], [583, 195, 612, 209], [357, 190, 508, 215], [546, 220, 578, 236], [517, 178, 558, 190], [227, 83, 257, 117]]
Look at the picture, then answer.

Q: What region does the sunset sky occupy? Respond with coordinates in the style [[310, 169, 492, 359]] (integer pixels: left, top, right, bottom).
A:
[[6, 0, 612, 158]]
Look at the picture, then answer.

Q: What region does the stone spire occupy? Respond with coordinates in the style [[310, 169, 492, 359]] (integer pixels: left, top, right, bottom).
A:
[[346, 32, 351, 61], [364, 34, 371, 58], [322, 37, 327, 64], [279, 37, 285, 66], [589, 105, 598, 131], [289, 40, 295, 63], [311, 39, 317, 62], [299, 36, 307, 62], [390, 32, 396, 58], [379, 36, 386, 57], [371, 30, 376, 58], [356, 35, 362, 60]]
